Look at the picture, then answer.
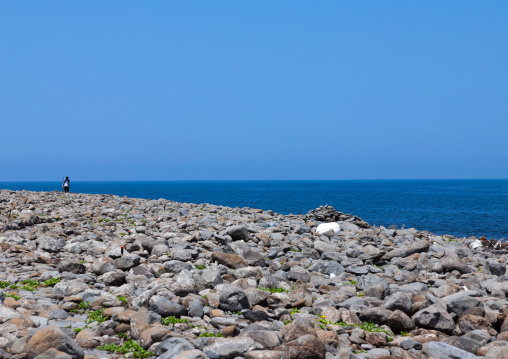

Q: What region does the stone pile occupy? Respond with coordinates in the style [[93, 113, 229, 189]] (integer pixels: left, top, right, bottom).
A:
[[0, 189, 507, 359]]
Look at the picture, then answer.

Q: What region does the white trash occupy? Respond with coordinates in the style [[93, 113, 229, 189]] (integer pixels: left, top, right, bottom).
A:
[[469, 239, 483, 250], [316, 222, 341, 236]]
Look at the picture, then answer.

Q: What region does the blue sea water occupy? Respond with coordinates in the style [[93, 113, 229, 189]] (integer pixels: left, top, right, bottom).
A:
[[1, 180, 507, 240]]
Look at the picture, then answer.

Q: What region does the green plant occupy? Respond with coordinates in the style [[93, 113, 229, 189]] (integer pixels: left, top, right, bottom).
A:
[[71, 301, 91, 314], [118, 332, 128, 340], [400, 331, 410, 337], [198, 332, 223, 337], [119, 232, 126, 236], [9, 284, 19, 289], [259, 287, 289, 293], [73, 328, 82, 334], [318, 316, 392, 337], [374, 265, 383, 270], [97, 340, 153, 359], [202, 295, 207, 299], [20, 279, 40, 291], [161, 316, 193, 326], [0, 281, 10, 289], [4, 293, 20, 300], [43, 277, 61, 287], [86, 308, 107, 324], [195, 265, 206, 270], [350, 280, 356, 285], [357, 292, 364, 297], [289, 248, 301, 252], [290, 308, 300, 315], [283, 319, 292, 324], [117, 296, 127, 304]]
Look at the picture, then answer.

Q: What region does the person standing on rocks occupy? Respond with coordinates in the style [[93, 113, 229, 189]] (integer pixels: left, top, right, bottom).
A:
[[62, 176, 70, 193]]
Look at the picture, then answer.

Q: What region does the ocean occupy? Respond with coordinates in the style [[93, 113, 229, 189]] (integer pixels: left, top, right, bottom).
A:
[[1, 180, 506, 240]]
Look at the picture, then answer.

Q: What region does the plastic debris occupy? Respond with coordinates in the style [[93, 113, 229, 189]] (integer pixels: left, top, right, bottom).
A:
[[316, 222, 341, 235], [469, 239, 483, 250]]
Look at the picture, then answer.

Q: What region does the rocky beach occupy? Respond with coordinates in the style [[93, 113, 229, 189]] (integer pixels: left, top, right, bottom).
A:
[[1, 189, 507, 359]]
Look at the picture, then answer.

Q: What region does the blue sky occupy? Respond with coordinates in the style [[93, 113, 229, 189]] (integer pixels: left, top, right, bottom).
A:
[[1, 2, 507, 180]]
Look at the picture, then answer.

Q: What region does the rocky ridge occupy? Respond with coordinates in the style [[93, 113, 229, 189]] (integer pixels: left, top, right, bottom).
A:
[[0, 189, 507, 359]]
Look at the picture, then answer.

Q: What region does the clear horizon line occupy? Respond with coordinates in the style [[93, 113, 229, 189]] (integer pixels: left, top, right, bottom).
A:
[[1, 178, 507, 183]]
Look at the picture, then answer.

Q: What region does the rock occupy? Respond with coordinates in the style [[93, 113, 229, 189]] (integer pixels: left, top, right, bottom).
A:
[[485, 260, 506, 276], [412, 304, 456, 334], [155, 337, 195, 358], [225, 226, 250, 241], [57, 260, 86, 274], [24, 326, 84, 359], [359, 307, 392, 326], [276, 334, 326, 359], [444, 291, 483, 316], [149, 296, 187, 317], [0, 305, 22, 323], [387, 310, 415, 332], [443, 336, 482, 354], [34, 349, 73, 359], [422, 341, 478, 359], [38, 236, 66, 252], [203, 337, 262, 359], [173, 350, 205, 359], [383, 292, 413, 314], [239, 329, 281, 349], [164, 260, 194, 274], [440, 256, 472, 274], [188, 300, 204, 318], [97, 271, 125, 286], [211, 252, 248, 269], [485, 346, 508, 359], [219, 285, 251, 312], [130, 308, 161, 340], [114, 254, 141, 270]]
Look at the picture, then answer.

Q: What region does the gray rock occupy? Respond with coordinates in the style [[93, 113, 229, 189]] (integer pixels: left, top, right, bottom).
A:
[[485, 260, 506, 276], [188, 300, 204, 318], [444, 291, 483, 316], [114, 254, 141, 270], [149, 296, 187, 317], [422, 341, 478, 359], [412, 304, 456, 334], [443, 336, 482, 354], [383, 292, 413, 314], [155, 337, 195, 358], [201, 269, 223, 287], [53, 280, 89, 296], [220, 285, 250, 312], [203, 337, 262, 359], [164, 260, 194, 274], [225, 226, 250, 241], [38, 236, 66, 252]]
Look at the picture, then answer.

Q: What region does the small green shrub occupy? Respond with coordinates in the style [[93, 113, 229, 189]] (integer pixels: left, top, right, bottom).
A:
[[5, 293, 20, 300], [0, 281, 10, 289], [86, 309, 107, 324], [117, 296, 127, 304], [161, 316, 193, 326], [43, 277, 61, 287], [195, 265, 206, 270], [97, 340, 153, 359], [20, 279, 40, 291], [198, 332, 223, 337], [259, 287, 289, 293], [290, 308, 300, 315], [73, 328, 82, 334]]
